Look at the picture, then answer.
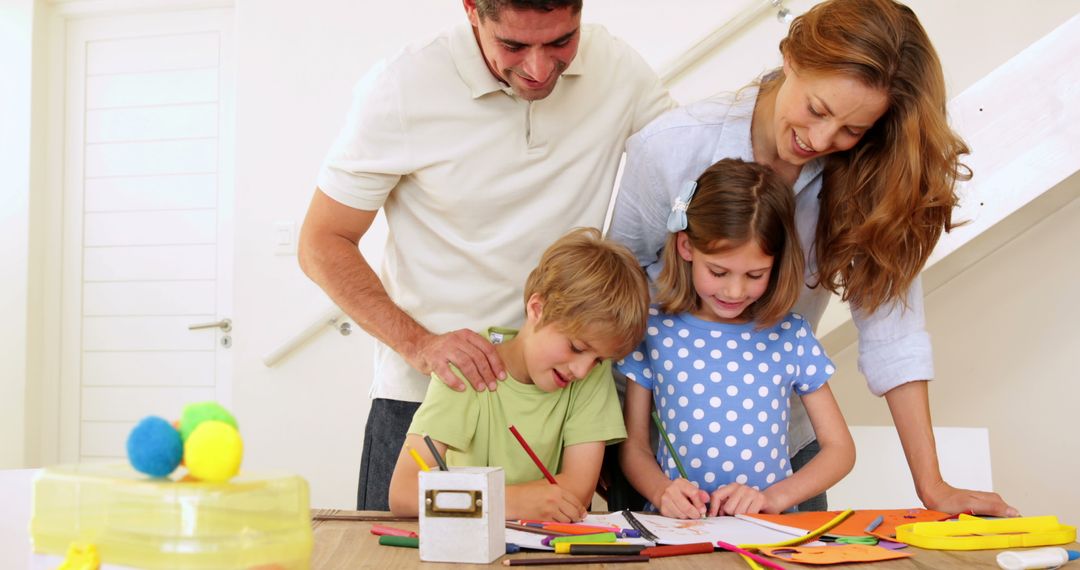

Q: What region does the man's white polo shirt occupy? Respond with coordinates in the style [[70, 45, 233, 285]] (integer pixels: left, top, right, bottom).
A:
[[318, 23, 674, 403]]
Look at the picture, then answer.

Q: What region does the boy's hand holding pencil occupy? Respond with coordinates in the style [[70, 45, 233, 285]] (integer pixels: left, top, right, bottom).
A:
[[505, 479, 587, 523], [505, 425, 587, 522]]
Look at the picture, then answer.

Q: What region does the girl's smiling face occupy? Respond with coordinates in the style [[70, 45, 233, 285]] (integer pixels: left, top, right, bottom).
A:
[[677, 235, 774, 324]]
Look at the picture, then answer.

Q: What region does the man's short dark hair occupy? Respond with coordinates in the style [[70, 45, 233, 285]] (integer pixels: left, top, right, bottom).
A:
[[474, 0, 582, 21]]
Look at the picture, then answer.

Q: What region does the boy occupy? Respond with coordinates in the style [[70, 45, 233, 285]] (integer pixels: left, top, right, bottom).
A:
[[387, 228, 649, 521]]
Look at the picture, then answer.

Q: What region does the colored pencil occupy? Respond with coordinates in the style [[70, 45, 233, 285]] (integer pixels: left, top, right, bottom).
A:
[[640, 542, 714, 558], [422, 433, 449, 471], [541, 522, 620, 535], [378, 535, 419, 548], [556, 544, 646, 555], [508, 425, 557, 484], [716, 540, 786, 570], [651, 411, 688, 479], [405, 444, 430, 472], [370, 524, 418, 538], [505, 522, 573, 537], [503, 555, 649, 566]]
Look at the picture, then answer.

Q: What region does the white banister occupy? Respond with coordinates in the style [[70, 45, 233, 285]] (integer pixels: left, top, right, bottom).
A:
[[261, 305, 345, 367], [658, 0, 789, 87]]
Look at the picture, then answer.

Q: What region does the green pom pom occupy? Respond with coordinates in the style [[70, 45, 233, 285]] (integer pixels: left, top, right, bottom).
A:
[[179, 401, 238, 442]]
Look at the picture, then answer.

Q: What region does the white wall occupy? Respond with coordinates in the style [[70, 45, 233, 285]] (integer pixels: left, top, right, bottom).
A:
[[0, 0, 34, 469]]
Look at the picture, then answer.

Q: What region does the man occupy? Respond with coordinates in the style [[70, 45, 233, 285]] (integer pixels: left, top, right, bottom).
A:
[[299, 0, 674, 510]]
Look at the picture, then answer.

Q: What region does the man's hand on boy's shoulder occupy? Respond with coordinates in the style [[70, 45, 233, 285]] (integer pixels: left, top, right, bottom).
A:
[[411, 329, 505, 392]]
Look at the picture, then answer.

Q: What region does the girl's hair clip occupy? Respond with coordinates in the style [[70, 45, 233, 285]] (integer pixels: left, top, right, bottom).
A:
[[666, 180, 698, 232]]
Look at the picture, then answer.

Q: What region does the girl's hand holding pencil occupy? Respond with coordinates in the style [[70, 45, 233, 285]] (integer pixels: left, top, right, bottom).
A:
[[657, 478, 710, 520]]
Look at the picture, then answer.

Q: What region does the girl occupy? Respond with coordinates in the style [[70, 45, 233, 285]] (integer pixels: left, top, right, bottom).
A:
[[617, 159, 854, 518], [609, 0, 1015, 518]]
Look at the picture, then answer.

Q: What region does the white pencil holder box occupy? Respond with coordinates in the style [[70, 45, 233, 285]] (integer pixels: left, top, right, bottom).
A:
[[418, 466, 505, 564]]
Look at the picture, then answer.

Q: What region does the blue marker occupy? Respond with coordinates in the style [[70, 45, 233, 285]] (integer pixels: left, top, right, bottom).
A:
[[864, 515, 884, 533]]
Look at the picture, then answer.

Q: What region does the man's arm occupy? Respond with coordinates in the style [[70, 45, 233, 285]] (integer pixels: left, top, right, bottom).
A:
[[298, 188, 504, 391], [885, 380, 1018, 516]]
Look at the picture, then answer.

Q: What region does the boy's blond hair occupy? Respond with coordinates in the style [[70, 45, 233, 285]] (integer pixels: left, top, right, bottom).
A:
[[523, 228, 649, 358]]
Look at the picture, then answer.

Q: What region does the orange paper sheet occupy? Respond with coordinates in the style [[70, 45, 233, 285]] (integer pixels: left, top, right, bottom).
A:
[[744, 509, 952, 538], [759, 544, 912, 565]]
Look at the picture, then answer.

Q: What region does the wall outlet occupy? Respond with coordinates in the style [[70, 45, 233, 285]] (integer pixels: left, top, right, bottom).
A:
[[274, 221, 296, 255]]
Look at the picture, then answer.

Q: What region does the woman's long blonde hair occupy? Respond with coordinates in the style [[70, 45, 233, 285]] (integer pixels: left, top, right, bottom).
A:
[[761, 0, 970, 313]]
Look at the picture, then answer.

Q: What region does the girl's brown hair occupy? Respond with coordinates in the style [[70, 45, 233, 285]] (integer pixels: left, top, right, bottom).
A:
[[523, 227, 649, 358], [762, 0, 970, 313], [657, 159, 803, 328]]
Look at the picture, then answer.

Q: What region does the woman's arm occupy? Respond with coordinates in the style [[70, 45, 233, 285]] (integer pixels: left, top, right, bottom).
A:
[[387, 433, 448, 516], [885, 380, 1018, 516], [761, 385, 855, 513], [619, 381, 708, 518]]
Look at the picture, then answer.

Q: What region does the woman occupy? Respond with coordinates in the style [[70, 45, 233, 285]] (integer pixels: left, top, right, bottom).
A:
[[608, 0, 1016, 515]]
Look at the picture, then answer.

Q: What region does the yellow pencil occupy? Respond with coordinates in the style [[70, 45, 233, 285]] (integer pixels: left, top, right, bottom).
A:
[[406, 444, 430, 472]]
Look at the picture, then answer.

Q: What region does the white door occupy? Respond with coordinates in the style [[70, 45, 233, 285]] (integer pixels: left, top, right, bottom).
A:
[[58, 9, 235, 463]]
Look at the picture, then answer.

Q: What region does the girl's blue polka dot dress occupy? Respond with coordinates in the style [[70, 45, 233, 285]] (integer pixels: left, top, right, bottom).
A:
[[617, 308, 835, 493]]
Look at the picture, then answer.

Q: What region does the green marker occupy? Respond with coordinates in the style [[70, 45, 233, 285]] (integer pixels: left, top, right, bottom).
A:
[[652, 411, 689, 480], [549, 532, 618, 545], [379, 535, 419, 548]]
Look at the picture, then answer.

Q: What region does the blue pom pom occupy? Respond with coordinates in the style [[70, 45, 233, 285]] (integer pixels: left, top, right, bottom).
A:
[[127, 416, 183, 478]]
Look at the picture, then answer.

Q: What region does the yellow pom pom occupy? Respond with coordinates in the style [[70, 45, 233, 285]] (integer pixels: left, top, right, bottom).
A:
[[184, 420, 243, 482]]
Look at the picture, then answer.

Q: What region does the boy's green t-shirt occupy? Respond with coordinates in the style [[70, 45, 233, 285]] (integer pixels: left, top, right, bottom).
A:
[[407, 327, 626, 485]]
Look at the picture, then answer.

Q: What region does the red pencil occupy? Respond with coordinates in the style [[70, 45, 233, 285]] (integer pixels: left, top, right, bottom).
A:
[[508, 425, 557, 485]]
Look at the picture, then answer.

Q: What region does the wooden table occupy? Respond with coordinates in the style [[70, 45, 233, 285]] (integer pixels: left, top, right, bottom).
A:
[[311, 509, 1077, 569]]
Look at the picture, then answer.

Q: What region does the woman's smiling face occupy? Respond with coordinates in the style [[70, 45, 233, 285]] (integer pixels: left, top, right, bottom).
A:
[[771, 59, 890, 167]]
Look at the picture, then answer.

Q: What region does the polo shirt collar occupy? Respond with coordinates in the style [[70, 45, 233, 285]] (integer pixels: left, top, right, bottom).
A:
[[449, 22, 584, 100]]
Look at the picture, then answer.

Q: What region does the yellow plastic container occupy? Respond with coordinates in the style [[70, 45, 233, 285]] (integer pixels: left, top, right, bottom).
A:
[[31, 463, 312, 569]]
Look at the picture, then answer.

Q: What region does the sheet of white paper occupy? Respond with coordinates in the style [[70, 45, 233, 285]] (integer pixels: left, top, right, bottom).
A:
[[632, 512, 823, 546], [733, 513, 824, 538]]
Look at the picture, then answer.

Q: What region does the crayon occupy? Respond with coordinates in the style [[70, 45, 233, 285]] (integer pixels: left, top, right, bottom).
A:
[[370, 524, 418, 538], [422, 433, 449, 471], [378, 535, 419, 548], [508, 425, 557, 484]]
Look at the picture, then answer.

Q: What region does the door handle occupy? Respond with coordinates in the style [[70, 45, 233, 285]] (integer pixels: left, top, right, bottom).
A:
[[188, 318, 232, 333]]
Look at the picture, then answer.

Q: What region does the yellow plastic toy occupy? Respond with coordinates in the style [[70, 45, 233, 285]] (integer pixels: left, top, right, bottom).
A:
[[55, 542, 99, 570], [895, 515, 1076, 550]]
